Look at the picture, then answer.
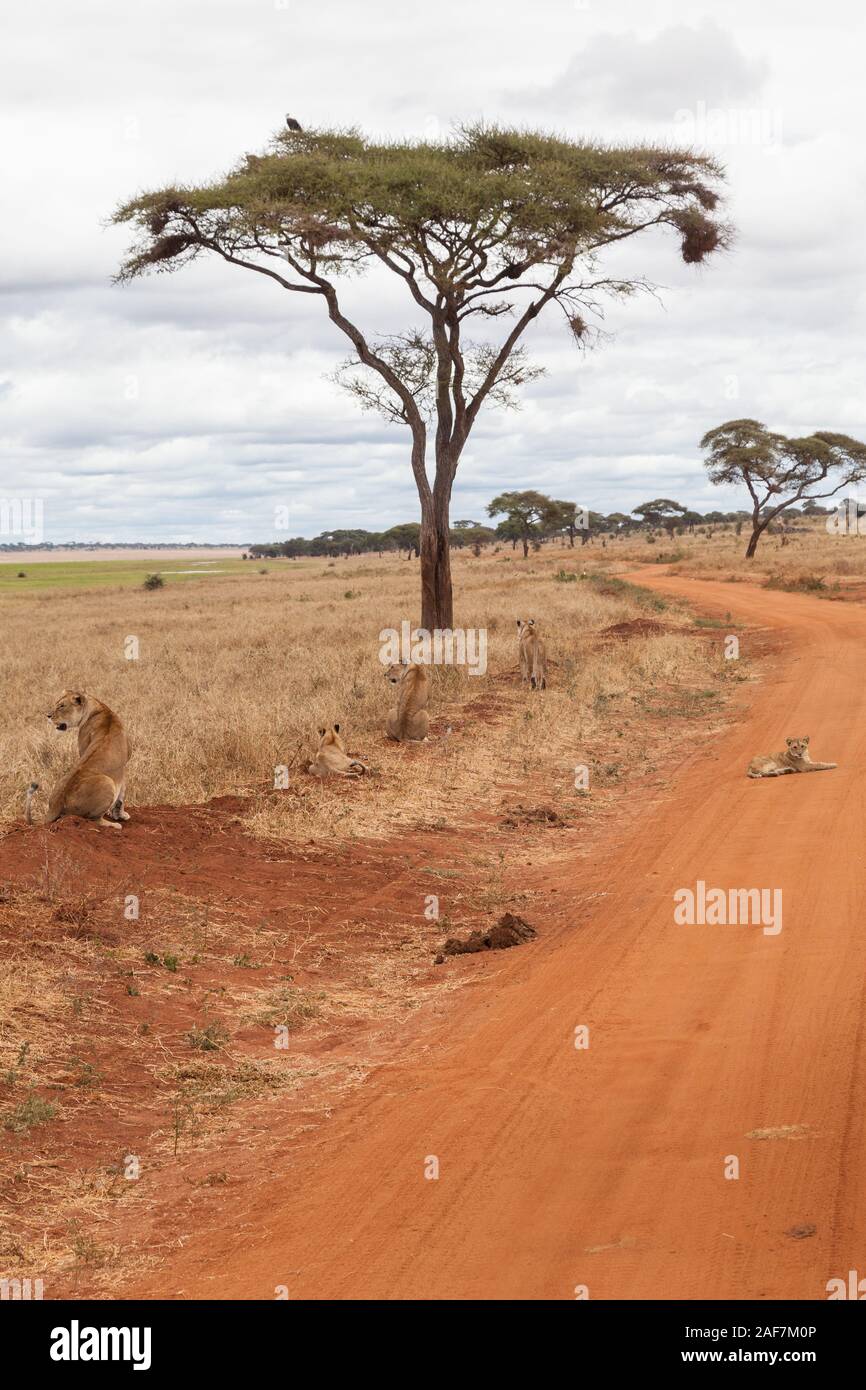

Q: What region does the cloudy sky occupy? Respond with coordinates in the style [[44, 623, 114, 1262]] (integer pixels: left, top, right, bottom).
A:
[[2, 0, 864, 544]]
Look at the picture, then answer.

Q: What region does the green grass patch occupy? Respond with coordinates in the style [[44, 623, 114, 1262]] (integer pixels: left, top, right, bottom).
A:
[[0, 557, 250, 594], [3, 1092, 58, 1132]]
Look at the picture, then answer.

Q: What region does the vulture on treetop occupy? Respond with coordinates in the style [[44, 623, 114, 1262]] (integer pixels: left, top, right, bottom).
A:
[[285, 115, 302, 131]]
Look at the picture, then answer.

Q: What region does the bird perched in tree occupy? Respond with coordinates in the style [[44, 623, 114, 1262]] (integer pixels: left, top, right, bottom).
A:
[[285, 115, 302, 131]]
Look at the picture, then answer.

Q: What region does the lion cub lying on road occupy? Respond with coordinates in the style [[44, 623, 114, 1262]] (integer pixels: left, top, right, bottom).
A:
[[308, 725, 367, 778], [517, 618, 547, 690], [27, 691, 132, 829], [747, 736, 837, 779], [385, 661, 430, 741]]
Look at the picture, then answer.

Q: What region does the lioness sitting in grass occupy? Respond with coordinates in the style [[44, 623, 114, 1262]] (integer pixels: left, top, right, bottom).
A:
[[747, 736, 837, 779], [26, 690, 132, 829], [517, 618, 547, 691], [307, 724, 367, 778], [385, 661, 430, 741]]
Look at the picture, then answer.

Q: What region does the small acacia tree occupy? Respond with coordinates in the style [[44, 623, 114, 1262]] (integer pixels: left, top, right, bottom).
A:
[[383, 522, 421, 559], [550, 499, 584, 547], [488, 490, 558, 558], [701, 419, 866, 558], [114, 124, 728, 628], [632, 498, 687, 534]]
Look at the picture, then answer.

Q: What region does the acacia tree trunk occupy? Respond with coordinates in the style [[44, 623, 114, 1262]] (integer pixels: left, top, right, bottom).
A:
[[420, 488, 453, 630], [745, 516, 768, 558]]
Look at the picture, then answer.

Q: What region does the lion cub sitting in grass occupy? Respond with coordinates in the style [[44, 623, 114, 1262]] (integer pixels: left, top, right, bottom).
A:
[[747, 736, 837, 779], [308, 725, 367, 778], [26, 690, 132, 829]]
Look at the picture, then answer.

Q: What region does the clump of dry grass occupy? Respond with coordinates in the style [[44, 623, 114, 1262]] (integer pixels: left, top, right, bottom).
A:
[[242, 984, 324, 1030], [764, 571, 839, 596]]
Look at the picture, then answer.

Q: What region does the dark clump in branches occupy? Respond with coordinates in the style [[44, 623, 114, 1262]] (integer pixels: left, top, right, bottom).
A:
[[673, 209, 725, 263], [139, 234, 196, 269]]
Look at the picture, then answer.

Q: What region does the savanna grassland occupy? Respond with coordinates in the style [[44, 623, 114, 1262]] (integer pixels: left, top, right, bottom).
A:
[[0, 540, 754, 1291], [607, 512, 866, 589], [0, 543, 734, 839]]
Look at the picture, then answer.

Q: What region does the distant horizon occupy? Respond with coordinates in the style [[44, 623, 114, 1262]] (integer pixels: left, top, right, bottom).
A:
[[0, 495, 841, 556]]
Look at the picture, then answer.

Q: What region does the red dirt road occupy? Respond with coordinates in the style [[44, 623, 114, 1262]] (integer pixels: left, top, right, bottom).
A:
[[130, 572, 866, 1300]]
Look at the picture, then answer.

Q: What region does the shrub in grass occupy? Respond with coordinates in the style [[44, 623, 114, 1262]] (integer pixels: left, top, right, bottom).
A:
[[3, 1092, 57, 1132], [187, 1022, 229, 1052]]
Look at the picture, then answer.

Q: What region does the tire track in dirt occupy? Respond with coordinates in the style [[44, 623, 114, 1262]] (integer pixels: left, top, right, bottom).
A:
[[56, 572, 866, 1299]]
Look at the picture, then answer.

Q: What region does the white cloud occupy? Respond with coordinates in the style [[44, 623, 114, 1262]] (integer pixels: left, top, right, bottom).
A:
[[513, 20, 768, 122], [1, 0, 865, 541]]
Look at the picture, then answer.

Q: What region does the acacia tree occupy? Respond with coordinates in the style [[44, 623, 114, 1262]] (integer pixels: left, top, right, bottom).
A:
[[551, 499, 583, 547], [383, 522, 421, 558], [114, 124, 728, 628], [701, 419, 866, 558], [451, 523, 496, 549], [632, 498, 687, 534], [494, 515, 524, 551], [488, 490, 558, 557]]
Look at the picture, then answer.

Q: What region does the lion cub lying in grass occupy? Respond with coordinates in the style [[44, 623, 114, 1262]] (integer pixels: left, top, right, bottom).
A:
[[308, 725, 367, 778], [27, 690, 132, 829], [747, 736, 837, 779]]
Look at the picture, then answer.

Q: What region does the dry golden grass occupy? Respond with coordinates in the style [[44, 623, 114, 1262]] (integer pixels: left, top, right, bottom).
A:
[[598, 515, 866, 584], [0, 544, 728, 839]]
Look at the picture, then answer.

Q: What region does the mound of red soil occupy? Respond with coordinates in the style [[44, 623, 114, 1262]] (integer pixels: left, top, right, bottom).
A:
[[435, 911, 537, 963]]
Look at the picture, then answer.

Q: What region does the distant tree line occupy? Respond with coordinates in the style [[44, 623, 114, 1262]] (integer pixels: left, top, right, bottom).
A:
[[245, 492, 835, 561]]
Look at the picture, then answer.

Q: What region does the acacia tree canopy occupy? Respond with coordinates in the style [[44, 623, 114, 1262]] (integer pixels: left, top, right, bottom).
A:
[[383, 522, 422, 557], [701, 419, 866, 557], [114, 122, 729, 627], [487, 489, 561, 557]]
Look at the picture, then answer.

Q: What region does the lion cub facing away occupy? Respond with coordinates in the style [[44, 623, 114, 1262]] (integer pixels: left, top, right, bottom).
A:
[[517, 618, 547, 690], [27, 691, 132, 829], [385, 661, 430, 741], [308, 725, 367, 778], [747, 736, 837, 779]]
